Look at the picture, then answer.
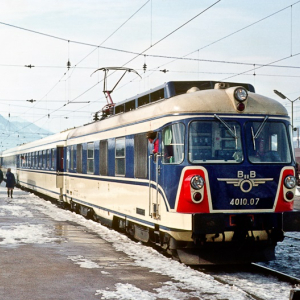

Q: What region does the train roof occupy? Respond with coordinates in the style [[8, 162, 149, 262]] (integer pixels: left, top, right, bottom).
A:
[[1, 129, 71, 156], [1, 81, 289, 152], [113, 80, 255, 115], [108, 81, 287, 121], [67, 82, 288, 140]]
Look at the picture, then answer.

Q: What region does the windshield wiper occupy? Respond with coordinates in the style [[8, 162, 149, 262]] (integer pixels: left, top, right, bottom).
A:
[[214, 114, 238, 149], [214, 114, 237, 139], [251, 115, 269, 150]]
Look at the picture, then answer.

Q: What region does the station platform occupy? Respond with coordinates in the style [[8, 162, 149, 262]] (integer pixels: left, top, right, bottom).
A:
[[0, 183, 298, 299], [0, 185, 174, 300], [0, 184, 251, 300]]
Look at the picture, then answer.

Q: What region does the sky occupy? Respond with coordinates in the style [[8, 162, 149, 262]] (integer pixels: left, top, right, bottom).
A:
[[1, 184, 299, 299], [0, 0, 300, 144]]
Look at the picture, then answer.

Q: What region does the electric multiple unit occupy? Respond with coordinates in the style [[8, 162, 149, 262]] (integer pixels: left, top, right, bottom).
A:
[[1, 80, 299, 264]]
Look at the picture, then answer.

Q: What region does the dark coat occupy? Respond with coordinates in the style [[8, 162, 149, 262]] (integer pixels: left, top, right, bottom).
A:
[[6, 172, 16, 188], [0, 170, 3, 183]]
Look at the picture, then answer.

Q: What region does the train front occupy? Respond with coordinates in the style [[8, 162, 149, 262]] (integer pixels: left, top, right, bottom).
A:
[[173, 85, 300, 264]]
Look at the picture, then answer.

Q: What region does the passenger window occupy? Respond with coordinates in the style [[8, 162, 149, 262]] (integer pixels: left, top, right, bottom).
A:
[[162, 123, 185, 164], [21, 154, 25, 167], [70, 146, 74, 170], [115, 137, 125, 176], [42, 150, 46, 169], [67, 147, 70, 171], [87, 142, 94, 174], [46, 150, 50, 169], [77, 144, 82, 173], [51, 149, 55, 169], [38, 151, 42, 168]]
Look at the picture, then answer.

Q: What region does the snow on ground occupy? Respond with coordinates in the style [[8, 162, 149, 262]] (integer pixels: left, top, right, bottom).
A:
[[0, 187, 297, 299], [68, 255, 101, 269]]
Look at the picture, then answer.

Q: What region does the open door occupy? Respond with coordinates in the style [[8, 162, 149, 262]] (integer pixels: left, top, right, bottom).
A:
[[148, 132, 161, 219], [148, 123, 185, 219], [56, 146, 64, 201]]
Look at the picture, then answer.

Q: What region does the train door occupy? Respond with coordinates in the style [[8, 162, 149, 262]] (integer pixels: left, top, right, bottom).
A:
[[149, 132, 162, 219], [56, 146, 64, 201], [153, 123, 185, 218]]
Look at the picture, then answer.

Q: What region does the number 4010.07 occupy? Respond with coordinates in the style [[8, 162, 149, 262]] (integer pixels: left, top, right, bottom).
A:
[[230, 198, 260, 206]]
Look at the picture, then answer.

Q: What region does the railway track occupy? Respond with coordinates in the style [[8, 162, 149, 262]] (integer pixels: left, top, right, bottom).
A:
[[251, 263, 300, 285], [197, 263, 300, 300]]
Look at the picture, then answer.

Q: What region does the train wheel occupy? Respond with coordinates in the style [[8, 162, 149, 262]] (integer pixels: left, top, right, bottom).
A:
[[87, 209, 97, 221]]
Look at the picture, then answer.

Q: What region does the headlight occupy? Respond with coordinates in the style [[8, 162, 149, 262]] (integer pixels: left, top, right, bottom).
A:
[[234, 87, 248, 102], [190, 175, 205, 190], [284, 175, 297, 189]]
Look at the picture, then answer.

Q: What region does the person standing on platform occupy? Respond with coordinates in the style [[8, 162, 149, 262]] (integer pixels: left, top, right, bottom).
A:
[[6, 168, 16, 198], [0, 166, 3, 186]]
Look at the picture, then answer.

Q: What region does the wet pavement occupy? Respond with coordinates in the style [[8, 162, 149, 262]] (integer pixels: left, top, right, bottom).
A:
[[0, 186, 173, 300], [0, 184, 300, 300]]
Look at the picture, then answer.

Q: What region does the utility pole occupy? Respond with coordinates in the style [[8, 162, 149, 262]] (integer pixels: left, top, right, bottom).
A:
[[274, 90, 300, 147]]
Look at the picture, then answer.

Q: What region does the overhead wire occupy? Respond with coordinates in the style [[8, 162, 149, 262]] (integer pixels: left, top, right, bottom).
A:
[[5, 0, 223, 135], [142, 0, 300, 79], [3, 0, 152, 139], [55, 0, 224, 121], [1, 0, 300, 141]]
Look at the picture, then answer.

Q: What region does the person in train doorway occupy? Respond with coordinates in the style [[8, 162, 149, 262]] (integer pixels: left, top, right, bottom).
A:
[[6, 168, 16, 198], [0, 166, 3, 186], [147, 131, 159, 154]]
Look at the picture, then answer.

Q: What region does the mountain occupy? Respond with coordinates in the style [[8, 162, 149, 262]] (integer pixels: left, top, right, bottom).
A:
[[0, 115, 53, 152]]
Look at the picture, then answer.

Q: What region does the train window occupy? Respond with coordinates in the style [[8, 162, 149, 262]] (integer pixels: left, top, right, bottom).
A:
[[70, 145, 74, 170], [32, 152, 35, 168], [87, 142, 94, 174], [134, 133, 147, 178], [188, 120, 243, 163], [115, 104, 125, 114], [51, 149, 55, 169], [42, 150, 46, 169], [21, 154, 25, 168], [100, 140, 108, 176], [47, 149, 50, 168], [125, 100, 135, 112], [162, 123, 185, 164], [67, 147, 70, 171], [77, 144, 82, 173], [35, 151, 38, 168], [150, 89, 164, 102], [115, 137, 125, 176], [38, 151, 42, 168], [174, 81, 212, 95], [138, 95, 150, 107], [246, 121, 291, 163]]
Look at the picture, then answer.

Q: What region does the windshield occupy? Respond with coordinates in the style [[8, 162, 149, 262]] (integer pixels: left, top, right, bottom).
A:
[[246, 121, 291, 163], [188, 120, 243, 163]]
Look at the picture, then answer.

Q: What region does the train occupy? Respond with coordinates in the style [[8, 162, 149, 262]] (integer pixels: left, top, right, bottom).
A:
[[1, 79, 300, 264]]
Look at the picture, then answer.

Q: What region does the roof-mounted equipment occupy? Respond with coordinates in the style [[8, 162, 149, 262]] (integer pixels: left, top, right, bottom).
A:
[[91, 67, 141, 118]]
